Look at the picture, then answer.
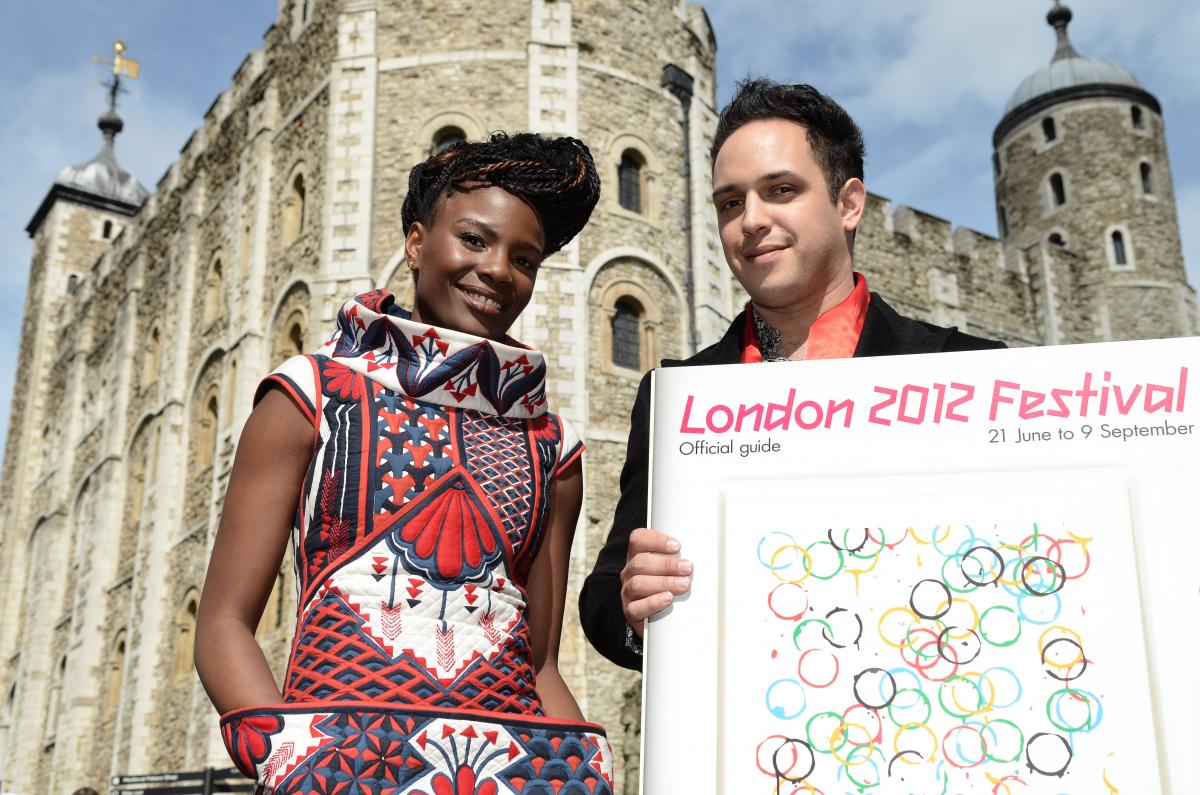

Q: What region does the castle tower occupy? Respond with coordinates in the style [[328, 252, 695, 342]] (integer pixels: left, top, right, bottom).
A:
[[0, 5, 720, 792], [0, 49, 148, 795], [993, 2, 1195, 341]]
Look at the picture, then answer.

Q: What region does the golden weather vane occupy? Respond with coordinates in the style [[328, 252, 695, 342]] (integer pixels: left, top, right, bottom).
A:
[[90, 40, 141, 112]]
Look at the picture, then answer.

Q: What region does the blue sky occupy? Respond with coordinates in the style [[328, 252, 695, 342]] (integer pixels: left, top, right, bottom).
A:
[[1, 1, 1196, 450]]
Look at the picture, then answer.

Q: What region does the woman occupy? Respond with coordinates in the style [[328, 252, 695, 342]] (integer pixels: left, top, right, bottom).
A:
[[195, 132, 613, 794]]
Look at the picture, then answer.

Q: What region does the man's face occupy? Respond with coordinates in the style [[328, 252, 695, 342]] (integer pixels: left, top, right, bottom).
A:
[[712, 119, 859, 312]]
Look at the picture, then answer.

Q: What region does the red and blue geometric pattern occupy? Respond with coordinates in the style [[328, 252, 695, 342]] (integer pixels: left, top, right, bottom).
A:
[[221, 704, 614, 795], [234, 292, 607, 794]]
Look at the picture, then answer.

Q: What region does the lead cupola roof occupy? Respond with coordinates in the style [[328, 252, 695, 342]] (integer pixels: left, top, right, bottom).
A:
[[994, 2, 1159, 146]]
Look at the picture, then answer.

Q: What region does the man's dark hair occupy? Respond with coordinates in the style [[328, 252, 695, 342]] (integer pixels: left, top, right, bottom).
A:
[[711, 78, 866, 202], [401, 131, 601, 256]]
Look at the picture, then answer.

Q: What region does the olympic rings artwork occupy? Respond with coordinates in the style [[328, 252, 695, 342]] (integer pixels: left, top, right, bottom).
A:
[[747, 519, 1128, 793]]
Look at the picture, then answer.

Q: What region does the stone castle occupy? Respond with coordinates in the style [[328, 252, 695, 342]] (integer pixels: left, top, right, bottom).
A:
[[0, 1, 1191, 793]]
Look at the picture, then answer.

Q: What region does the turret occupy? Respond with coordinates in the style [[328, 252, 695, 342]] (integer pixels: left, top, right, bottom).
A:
[[993, 2, 1194, 340]]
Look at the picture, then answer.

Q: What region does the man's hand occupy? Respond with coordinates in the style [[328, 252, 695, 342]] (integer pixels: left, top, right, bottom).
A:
[[620, 527, 693, 638]]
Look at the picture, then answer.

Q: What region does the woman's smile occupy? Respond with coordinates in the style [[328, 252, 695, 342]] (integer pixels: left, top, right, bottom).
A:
[[455, 283, 505, 313]]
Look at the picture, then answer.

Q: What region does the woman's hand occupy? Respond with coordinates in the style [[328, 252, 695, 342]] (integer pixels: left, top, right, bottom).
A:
[[194, 386, 313, 714]]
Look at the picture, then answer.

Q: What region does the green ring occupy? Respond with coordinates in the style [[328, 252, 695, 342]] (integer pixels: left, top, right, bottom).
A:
[[844, 526, 885, 560], [937, 675, 984, 719], [941, 553, 981, 594], [978, 605, 1022, 648], [982, 718, 1025, 764], [842, 744, 883, 789], [886, 687, 932, 727], [805, 710, 850, 755], [793, 619, 834, 652], [804, 540, 845, 580], [1046, 687, 1095, 732], [903, 621, 943, 661]]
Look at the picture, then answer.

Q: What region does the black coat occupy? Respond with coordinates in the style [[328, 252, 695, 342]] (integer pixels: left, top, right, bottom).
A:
[[578, 294, 1005, 670]]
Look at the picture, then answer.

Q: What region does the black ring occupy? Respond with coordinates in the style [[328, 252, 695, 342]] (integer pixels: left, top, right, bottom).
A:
[[887, 749, 924, 777], [1040, 637, 1088, 682], [960, 545, 1004, 587], [1025, 732, 1073, 776], [827, 527, 869, 554], [771, 738, 816, 783], [852, 667, 897, 710], [936, 625, 981, 665], [909, 579, 953, 620], [1020, 556, 1066, 596], [821, 607, 864, 650]]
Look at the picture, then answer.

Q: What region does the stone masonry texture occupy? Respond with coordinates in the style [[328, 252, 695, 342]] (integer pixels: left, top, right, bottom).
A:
[[0, 2, 1193, 794]]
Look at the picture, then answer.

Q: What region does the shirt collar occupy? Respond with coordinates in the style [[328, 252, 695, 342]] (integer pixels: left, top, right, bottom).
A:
[[739, 273, 871, 364]]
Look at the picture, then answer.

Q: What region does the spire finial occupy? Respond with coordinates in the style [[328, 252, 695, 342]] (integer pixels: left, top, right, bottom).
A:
[[90, 41, 141, 144], [1047, 1, 1080, 62]]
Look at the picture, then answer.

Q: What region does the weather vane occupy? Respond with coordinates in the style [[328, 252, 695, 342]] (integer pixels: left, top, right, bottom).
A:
[[91, 40, 141, 113]]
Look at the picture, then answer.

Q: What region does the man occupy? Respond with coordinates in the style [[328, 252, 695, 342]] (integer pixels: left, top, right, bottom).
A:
[[579, 79, 1003, 670]]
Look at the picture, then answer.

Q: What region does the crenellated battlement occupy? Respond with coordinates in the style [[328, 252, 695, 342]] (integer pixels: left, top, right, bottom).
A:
[[863, 191, 1005, 268]]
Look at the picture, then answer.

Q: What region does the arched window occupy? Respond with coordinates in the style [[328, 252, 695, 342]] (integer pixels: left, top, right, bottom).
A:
[[432, 126, 466, 155], [618, 151, 644, 214], [283, 170, 307, 246], [1140, 162, 1155, 195], [45, 656, 66, 736], [224, 357, 238, 428], [272, 286, 312, 364], [67, 274, 78, 293], [203, 258, 225, 327], [1048, 232, 1066, 247], [102, 220, 114, 239], [39, 424, 51, 476], [1041, 117, 1056, 143], [173, 595, 199, 680], [275, 311, 307, 362], [240, 222, 253, 280], [611, 298, 643, 370], [1049, 173, 1066, 207], [141, 326, 161, 389], [289, 323, 304, 354], [105, 633, 126, 712], [1111, 230, 1129, 267], [1131, 105, 1144, 129], [196, 389, 220, 471]]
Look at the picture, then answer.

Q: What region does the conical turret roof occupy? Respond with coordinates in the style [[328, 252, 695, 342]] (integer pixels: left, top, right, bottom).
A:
[[53, 109, 149, 207], [994, 3, 1159, 146]]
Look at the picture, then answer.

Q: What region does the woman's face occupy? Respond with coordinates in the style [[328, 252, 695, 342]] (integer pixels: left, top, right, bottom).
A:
[[404, 186, 544, 340]]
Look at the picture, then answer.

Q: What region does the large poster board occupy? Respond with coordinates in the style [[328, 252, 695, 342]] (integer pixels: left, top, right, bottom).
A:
[[643, 338, 1199, 793]]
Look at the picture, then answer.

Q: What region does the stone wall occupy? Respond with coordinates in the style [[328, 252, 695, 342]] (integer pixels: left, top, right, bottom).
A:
[[0, 2, 1195, 793], [997, 97, 1195, 340]]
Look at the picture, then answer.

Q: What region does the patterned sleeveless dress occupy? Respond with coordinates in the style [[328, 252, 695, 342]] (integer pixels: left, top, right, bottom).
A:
[[219, 291, 614, 795]]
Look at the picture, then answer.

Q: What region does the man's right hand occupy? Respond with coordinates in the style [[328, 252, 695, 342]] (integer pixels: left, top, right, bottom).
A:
[[620, 527, 693, 638]]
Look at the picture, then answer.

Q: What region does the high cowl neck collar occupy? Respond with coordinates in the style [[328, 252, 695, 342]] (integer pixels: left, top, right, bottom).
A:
[[317, 290, 549, 418]]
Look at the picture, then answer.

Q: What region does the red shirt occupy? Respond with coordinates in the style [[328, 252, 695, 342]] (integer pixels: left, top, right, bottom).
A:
[[740, 273, 871, 364]]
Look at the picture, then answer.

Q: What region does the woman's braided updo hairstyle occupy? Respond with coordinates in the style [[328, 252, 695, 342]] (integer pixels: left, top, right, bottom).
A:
[[400, 132, 601, 257]]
